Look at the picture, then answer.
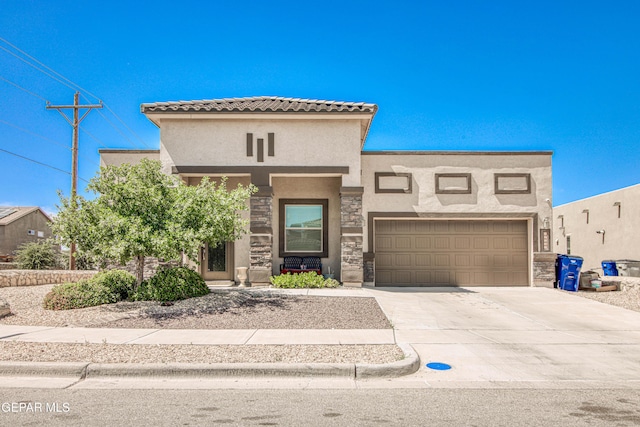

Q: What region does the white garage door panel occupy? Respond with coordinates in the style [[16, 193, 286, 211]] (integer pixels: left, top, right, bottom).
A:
[[375, 220, 529, 286]]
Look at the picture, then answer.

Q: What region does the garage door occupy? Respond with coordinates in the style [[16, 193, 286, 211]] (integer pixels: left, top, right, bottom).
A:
[[375, 220, 529, 286]]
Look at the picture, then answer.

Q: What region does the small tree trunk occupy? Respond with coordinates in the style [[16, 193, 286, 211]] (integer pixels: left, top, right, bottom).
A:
[[135, 255, 145, 288]]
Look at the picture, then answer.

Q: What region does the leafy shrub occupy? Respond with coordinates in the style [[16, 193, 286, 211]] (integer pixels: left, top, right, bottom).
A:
[[270, 272, 340, 288], [15, 240, 61, 270], [42, 270, 136, 310], [43, 279, 114, 310], [132, 266, 209, 302], [92, 269, 136, 300]]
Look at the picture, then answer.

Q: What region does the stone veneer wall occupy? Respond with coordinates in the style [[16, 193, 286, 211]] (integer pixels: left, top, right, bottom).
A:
[[0, 270, 98, 287], [341, 239, 363, 270], [106, 257, 180, 281], [250, 196, 272, 231], [363, 256, 374, 283], [249, 194, 273, 284], [533, 252, 556, 287], [340, 191, 364, 285], [340, 195, 364, 228]]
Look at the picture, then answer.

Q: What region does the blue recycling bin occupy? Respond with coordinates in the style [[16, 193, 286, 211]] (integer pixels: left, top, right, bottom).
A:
[[602, 260, 618, 276], [555, 255, 584, 292]]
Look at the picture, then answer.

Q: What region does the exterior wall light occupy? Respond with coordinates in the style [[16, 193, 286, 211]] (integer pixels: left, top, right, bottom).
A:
[[596, 229, 605, 244], [613, 202, 621, 218]]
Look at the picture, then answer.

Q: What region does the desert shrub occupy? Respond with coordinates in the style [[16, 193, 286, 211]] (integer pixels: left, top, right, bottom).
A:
[[132, 266, 209, 302], [270, 272, 340, 289], [92, 269, 136, 300], [43, 279, 115, 310], [15, 240, 61, 270], [42, 270, 136, 310]]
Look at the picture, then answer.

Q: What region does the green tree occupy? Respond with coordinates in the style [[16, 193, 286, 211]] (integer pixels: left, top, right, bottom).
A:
[[52, 159, 255, 287]]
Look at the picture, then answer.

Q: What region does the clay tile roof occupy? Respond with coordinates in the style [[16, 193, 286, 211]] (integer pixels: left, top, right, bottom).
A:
[[141, 96, 377, 114]]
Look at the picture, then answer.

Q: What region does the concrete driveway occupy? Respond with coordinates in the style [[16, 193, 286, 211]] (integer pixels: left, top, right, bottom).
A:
[[365, 286, 640, 388]]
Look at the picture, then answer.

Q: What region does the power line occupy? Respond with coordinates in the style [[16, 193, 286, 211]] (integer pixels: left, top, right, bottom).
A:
[[104, 103, 152, 149], [79, 93, 150, 149], [0, 37, 100, 102], [0, 119, 103, 170], [0, 147, 89, 183], [95, 108, 140, 148], [0, 45, 77, 94], [0, 119, 71, 151], [0, 38, 153, 151], [0, 75, 48, 101], [79, 125, 107, 146]]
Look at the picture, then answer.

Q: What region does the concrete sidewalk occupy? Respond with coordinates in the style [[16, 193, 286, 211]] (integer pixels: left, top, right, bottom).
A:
[[0, 325, 395, 345]]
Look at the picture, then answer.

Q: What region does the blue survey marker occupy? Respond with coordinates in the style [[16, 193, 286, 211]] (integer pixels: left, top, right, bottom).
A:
[[426, 362, 452, 370]]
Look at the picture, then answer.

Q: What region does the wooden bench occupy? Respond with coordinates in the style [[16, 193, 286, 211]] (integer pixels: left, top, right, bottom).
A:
[[280, 256, 322, 275]]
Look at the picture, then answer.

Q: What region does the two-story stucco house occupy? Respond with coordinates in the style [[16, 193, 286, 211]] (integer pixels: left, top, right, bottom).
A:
[[100, 96, 554, 287]]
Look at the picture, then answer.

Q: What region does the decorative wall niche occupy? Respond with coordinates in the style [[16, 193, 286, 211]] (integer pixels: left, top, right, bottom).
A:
[[435, 173, 472, 194], [494, 173, 531, 194], [375, 172, 412, 194]]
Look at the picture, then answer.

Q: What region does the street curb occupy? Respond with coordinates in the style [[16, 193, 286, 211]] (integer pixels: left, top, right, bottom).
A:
[[0, 344, 419, 380], [356, 343, 420, 378], [85, 362, 355, 378], [0, 361, 89, 378]]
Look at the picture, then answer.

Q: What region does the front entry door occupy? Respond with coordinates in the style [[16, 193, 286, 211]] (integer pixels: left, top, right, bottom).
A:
[[201, 242, 234, 280]]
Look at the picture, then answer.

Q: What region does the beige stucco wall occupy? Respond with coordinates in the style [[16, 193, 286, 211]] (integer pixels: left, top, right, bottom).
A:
[[99, 150, 160, 167], [272, 176, 342, 277], [361, 152, 553, 253], [157, 118, 363, 186], [553, 183, 640, 271]]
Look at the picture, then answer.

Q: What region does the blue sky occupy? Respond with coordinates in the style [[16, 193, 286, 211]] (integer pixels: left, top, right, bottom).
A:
[[1, 0, 638, 212]]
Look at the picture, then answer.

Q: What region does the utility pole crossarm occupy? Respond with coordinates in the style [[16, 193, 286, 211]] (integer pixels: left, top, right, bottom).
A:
[[47, 92, 103, 270], [46, 103, 104, 109]]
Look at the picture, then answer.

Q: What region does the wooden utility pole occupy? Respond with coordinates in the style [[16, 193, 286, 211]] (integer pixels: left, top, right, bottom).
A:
[[47, 92, 102, 270]]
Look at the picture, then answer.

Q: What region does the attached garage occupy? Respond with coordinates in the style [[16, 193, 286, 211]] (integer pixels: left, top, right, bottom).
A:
[[374, 219, 529, 286]]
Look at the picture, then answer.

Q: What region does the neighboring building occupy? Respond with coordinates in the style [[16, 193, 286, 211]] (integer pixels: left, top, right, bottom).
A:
[[0, 207, 53, 257], [553, 183, 640, 271], [99, 150, 160, 167], [100, 96, 553, 287]]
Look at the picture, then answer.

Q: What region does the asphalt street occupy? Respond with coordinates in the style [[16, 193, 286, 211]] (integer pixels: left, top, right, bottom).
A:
[[0, 388, 639, 426]]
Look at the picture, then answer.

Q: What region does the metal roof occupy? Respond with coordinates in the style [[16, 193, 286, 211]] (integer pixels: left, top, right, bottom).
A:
[[0, 207, 51, 226]]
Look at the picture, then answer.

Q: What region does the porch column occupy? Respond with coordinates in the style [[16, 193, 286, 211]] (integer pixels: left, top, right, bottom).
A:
[[249, 186, 273, 286], [340, 187, 364, 287]]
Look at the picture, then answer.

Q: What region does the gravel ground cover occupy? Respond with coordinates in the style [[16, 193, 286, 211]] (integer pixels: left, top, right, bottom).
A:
[[0, 342, 402, 364], [0, 285, 391, 329], [0, 284, 399, 364], [571, 285, 640, 313]]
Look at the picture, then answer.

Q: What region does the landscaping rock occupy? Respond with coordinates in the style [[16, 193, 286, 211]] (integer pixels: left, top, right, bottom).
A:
[[0, 297, 10, 318]]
